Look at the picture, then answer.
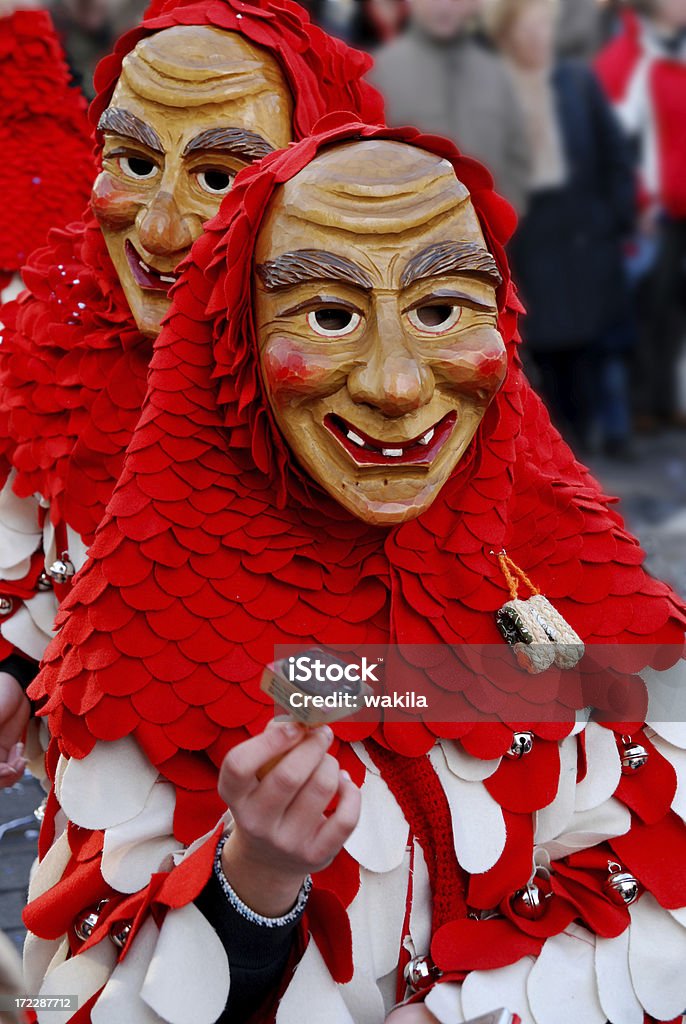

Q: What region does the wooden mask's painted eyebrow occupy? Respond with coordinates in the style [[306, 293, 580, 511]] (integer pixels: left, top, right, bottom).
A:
[[400, 241, 503, 290], [98, 108, 164, 153], [182, 126, 274, 161], [256, 249, 374, 292]]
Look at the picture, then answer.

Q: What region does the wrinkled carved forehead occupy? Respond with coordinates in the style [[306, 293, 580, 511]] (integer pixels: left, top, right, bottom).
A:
[[270, 139, 483, 238], [117, 25, 289, 108]]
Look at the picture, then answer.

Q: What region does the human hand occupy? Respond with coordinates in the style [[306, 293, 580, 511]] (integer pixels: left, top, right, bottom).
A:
[[218, 719, 361, 917], [0, 672, 29, 789]]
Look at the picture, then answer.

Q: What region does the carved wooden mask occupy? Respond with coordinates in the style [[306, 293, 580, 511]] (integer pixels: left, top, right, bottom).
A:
[[254, 140, 508, 525], [92, 25, 293, 335]]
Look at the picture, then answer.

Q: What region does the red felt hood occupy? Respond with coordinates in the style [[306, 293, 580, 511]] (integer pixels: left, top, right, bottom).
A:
[[89, 0, 384, 148]]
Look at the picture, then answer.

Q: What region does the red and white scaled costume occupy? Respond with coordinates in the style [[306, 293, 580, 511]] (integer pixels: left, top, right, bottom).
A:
[[0, 0, 383, 680], [595, 8, 686, 217], [21, 120, 686, 1024], [0, 10, 94, 304]]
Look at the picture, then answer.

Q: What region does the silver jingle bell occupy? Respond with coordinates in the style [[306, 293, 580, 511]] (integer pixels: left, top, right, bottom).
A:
[[404, 954, 441, 992], [604, 863, 639, 906], [475, 908, 501, 922], [510, 882, 547, 921], [36, 572, 53, 591], [0, 597, 13, 616], [109, 921, 132, 950], [46, 555, 75, 585], [73, 900, 108, 942], [505, 731, 534, 759], [620, 741, 649, 775]]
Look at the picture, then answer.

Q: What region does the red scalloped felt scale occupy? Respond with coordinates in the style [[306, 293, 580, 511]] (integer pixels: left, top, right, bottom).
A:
[[61, 674, 107, 716], [615, 733, 677, 824], [110, 617, 168, 659], [85, 694, 142, 741], [163, 706, 221, 750], [204, 683, 264, 728], [306, 889, 354, 983], [131, 679, 188, 725], [157, 749, 219, 792], [22, 855, 113, 942], [134, 720, 179, 766], [67, 823, 104, 864], [551, 864, 630, 939], [484, 739, 561, 813], [431, 917, 543, 973], [468, 809, 533, 909], [610, 812, 686, 909], [498, 878, 577, 940], [142, 646, 198, 683]]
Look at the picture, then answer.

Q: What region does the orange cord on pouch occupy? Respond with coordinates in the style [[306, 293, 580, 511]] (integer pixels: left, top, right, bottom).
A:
[[495, 550, 541, 602]]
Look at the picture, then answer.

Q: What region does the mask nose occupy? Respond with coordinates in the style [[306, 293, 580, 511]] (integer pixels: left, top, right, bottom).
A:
[[136, 190, 194, 257], [347, 305, 435, 417]]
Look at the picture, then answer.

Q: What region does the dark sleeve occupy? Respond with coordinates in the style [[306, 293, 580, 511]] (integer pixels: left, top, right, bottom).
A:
[[195, 867, 300, 1023], [0, 654, 38, 692], [585, 64, 637, 233]]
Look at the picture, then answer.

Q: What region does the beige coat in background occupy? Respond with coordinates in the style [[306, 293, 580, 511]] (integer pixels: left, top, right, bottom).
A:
[[370, 26, 531, 213]]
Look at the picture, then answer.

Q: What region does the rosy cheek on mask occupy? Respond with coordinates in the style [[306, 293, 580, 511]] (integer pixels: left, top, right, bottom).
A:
[[437, 330, 508, 398], [262, 336, 343, 399], [91, 172, 144, 230]]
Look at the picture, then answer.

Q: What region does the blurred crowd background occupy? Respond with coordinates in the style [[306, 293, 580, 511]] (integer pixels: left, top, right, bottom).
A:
[[25, 0, 686, 465]]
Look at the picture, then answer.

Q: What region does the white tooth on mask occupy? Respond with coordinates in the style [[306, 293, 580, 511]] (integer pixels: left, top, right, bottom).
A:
[[347, 430, 365, 447], [382, 448, 404, 458], [160, 274, 176, 284], [418, 428, 435, 446], [139, 258, 152, 273]]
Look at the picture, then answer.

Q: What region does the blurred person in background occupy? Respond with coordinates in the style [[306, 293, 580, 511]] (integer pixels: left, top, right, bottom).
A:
[[556, 0, 603, 57], [298, 0, 357, 40], [352, 0, 409, 48], [370, 0, 530, 211], [597, 0, 686, 431], [599, 0, 631, 45], [49, 0, 147, 97], [491, 0, 636, 455]]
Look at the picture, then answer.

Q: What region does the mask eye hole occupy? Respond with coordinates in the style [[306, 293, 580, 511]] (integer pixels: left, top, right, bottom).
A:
[[119, 155, 158, 180], [196, 170, 234, 195], [307, 308, 361, 338], [408, 303, 462, 334]]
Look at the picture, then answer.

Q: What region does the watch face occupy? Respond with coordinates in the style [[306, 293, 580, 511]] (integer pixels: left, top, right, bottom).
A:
[[255, 139, 506, 526], [93, 24, 293, 336]]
